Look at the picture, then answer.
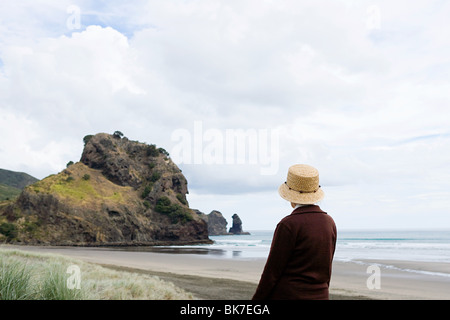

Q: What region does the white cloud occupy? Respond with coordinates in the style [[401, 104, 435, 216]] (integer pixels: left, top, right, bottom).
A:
[[0, 110, 79, 177], [1, 0, 450, 229]]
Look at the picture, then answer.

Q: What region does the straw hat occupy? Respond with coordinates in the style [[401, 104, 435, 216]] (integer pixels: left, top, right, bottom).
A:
[[278, 164, 324, 204]]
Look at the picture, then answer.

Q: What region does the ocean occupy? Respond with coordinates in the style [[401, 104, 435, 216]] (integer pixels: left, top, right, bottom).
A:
[[190, 229, 450, 264]]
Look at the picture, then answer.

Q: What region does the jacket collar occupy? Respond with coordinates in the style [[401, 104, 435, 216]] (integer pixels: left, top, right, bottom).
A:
[[291, 204, 326, 215]]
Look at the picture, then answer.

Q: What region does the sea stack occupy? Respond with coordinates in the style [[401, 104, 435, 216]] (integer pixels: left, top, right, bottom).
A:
[[228, 213, 250, 235]]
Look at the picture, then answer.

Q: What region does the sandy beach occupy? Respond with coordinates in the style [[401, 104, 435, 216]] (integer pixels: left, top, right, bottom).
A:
[[2, 245, 450, 300]]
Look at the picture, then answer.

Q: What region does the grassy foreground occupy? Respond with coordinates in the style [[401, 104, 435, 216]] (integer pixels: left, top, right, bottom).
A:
[[0, 248, 193, 300]]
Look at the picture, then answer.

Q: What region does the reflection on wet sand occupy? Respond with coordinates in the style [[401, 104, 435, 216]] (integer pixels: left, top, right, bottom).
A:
[[107, 246, 240, 257]]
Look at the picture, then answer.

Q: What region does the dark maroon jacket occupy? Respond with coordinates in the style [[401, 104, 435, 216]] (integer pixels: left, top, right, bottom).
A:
[[252, 205, 337, 300]]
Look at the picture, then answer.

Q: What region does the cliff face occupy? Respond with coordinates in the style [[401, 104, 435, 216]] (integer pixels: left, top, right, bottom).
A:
[[0, 133, 211, 245]]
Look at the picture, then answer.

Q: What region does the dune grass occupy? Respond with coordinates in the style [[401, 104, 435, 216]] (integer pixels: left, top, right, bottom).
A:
[[0, 248, 193, 300]]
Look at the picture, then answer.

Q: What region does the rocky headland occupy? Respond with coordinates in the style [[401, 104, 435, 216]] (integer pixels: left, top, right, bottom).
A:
[[0, 132, 211, 246]]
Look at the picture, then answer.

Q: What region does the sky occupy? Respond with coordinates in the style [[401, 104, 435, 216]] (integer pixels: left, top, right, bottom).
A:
[[1, 0, 450, 230]]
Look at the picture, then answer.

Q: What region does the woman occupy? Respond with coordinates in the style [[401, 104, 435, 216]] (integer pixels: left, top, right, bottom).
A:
[[252, 164, 337, 300]]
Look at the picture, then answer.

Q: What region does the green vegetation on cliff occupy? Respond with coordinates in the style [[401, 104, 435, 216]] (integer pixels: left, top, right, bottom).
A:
[[155, 196, 193, 224], [29, 163, 133, 208]]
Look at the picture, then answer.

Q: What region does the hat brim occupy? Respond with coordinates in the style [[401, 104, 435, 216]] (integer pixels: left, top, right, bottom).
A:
[[278, 183, 324, 205]]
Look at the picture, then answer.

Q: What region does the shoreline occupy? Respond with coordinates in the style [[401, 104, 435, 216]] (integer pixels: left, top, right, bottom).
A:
[[331, 259, 450, 300], [2, 239, 214, 247], [2, 244, 450, 300]]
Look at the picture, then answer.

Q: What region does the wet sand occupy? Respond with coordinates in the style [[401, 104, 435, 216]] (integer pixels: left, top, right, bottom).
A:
[[2, 245, 450, 300], [330, 259, 450, 300]]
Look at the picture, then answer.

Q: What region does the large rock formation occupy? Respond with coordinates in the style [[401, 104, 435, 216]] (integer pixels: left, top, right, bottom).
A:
[[0, 132, 211, 246], [228, 213, 250, 235], [196, 210, 230, 236]]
